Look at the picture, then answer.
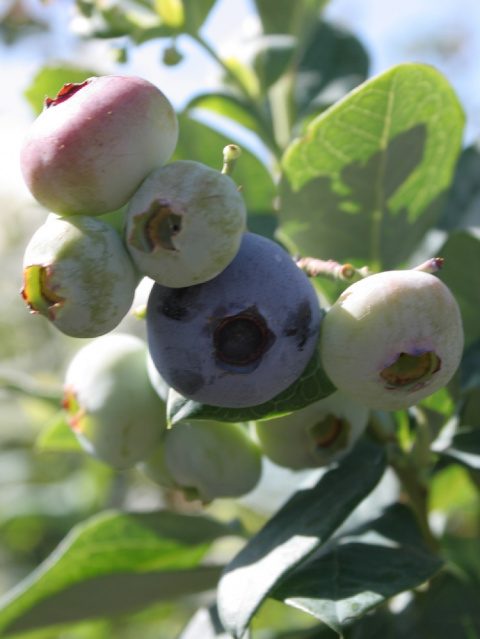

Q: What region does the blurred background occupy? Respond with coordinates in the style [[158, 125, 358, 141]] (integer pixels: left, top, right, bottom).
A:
[[0, 0, 479, 637]]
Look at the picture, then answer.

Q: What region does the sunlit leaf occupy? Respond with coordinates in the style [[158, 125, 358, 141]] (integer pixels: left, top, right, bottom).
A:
[[24, 65, 99, 116], [0, 510, 232, 635], [179, 605, 234, 639], [279, 63, 464, 270], [36, 413, 82, 453]]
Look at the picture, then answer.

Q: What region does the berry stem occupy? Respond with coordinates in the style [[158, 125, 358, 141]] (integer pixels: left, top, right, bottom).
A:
[[294, 257, 371, 282], [221, 144, 242, 176], [369, 412, 439, 553], [413, 257, 444, 274], [190, 33, 282, 157], [0, 368, 62, 405]]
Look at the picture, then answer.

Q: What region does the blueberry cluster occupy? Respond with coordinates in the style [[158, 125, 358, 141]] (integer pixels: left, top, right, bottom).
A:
[[19, 75, 465, 501], [19, 74, 333, 500]]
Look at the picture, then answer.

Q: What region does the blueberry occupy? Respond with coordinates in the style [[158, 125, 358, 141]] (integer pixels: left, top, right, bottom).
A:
[[20, 75, 178, 216], [146, 232, 322, 407], [21, 214, 138, 338], [139, 420, 262, 502], [254, 391, 369, 469], [125, 160, 247, 288], [63, 334, 167, 469], [320, 270, 464, 410]]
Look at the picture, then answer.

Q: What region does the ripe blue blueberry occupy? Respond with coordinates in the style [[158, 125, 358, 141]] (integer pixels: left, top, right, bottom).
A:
[[146, 232, 322, 408]]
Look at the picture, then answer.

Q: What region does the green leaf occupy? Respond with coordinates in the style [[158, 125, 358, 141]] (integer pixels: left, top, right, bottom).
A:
[[429, 463, 478, 513], [442, 536, 480, 584], [271, 504, 443, 634], [341, 607, 396, 639], [4, 567, 222, 636], [0, 510, 231, 636], [438, 142, 480, 231], [24, 65, 99, 116], [183, 0, 216, 34], [437, 229, 480, 348], [36, 413, 82, 453], [185, 91, 274, 150], [460, 388, 480, 439], [434, 426, 480, 471], [252, 35, 296, 90], [167, 344, 335, 425], [397, 572, 480, 638], [173, 113, 276, 214], [279, 63, 464, 270], [217, 438, 387, 638], [253, 0, 328, 36], [179, 605, 234, 639], [459, 340, 480, 392], [154, 0, 185, 28], [294, 20, 369, 117]]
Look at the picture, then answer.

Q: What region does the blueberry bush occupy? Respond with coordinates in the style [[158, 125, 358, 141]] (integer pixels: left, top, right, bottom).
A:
[[2, 0, 480, 637]]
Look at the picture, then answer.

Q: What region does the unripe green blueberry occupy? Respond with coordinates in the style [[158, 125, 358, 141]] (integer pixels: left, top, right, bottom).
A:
[[125, 160, 247, 287], [320, 270, 464, 410], [254, 391, 369, 469], [140, 420, 262, 502], [63, 334, 167, 469], [21, 215, 138, 338], [20, 75, 178, 215]]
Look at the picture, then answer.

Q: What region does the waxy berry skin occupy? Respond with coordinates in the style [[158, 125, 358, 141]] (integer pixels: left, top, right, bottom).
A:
[[320, 270, 464, 410], [20, 75, 178, 216], [146, 232, 322, 408], [125, 160, 247, 288], [140, 420, 262, 502], [254, 391, 369, 470], [63, 334, 167, 470], [21, 215, 138, 338]]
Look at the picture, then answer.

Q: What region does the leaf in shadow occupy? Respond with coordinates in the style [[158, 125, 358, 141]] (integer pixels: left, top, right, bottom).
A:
[[280, 125, 448, 269], [271, 504, 443, 634], [217, 439, 386, 638]]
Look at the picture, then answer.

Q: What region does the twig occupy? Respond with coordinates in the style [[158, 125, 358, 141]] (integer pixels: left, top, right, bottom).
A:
[[294, 257, 371, 282]]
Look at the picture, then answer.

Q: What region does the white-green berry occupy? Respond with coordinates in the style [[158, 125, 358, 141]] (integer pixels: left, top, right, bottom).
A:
[[125, 160, 247, 287]]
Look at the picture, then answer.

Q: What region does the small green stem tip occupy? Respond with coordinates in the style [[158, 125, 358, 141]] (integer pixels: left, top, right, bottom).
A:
[[221, 144, 242, 176], [132, 304, 147, 320]]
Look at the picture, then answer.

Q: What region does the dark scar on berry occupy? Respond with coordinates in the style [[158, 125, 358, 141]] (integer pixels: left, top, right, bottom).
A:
[[129, 199, 183, 253], [160, 287, 197, 321], [213, 306, 275, 370], [169, 369, 205, 395], [283, 300, 313, 350], [44, 79, 91, 109]]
